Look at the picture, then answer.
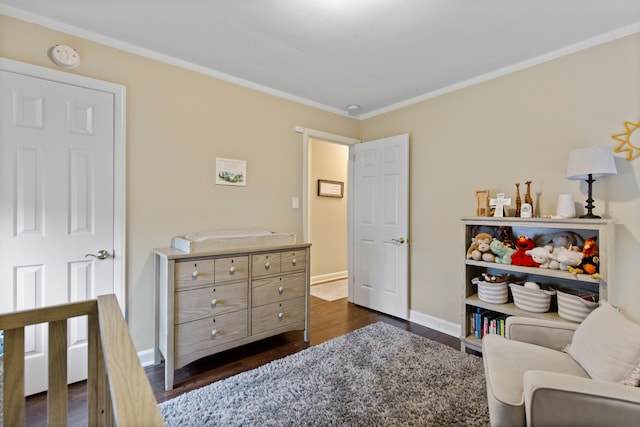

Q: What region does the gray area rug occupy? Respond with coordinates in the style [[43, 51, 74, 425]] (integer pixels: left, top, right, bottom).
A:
[[159, 322, 489, 426]]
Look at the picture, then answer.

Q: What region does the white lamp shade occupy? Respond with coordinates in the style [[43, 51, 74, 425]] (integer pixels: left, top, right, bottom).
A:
[[566, 146, 618, 180]]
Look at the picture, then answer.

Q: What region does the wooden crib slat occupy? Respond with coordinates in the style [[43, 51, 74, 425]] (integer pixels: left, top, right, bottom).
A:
[[4, 327, 25, 427], [0, 296, 163, 426], [97, 295, 164, 426], [48, 319, 68, 426], [87, 306, 106, 426]]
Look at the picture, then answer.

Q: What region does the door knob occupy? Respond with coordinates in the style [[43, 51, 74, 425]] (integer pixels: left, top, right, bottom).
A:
[[391, 237, 405, 244], [85, 249, 109, 260]]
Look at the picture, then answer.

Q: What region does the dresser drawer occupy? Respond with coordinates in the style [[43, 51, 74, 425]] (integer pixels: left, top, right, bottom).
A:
[[252, 297, 305, 335], [215, 256, 248, 283], [281, 250, 306, 273], [251, 253, 281, 277], [175, 258, 216, 288], [252, 272, 305, 307], [175, 282, 248, 324], [175, 310, 248, 358]]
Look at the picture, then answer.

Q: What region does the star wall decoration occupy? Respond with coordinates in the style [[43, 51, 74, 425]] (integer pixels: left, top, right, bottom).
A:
[[612, 119, 640, 160]]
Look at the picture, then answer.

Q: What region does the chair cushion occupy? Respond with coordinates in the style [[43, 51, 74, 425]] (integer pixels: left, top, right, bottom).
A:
[[483, 334, 589, 426], [567, 302, 640, 386]]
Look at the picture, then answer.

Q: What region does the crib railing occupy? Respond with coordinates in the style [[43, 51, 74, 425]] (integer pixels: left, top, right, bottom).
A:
[[0, 294, 164, 426]]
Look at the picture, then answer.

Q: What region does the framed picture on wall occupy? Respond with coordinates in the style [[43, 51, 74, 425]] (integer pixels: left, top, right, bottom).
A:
[[216, 158, 246, 186], [318, 179, 344, 198]]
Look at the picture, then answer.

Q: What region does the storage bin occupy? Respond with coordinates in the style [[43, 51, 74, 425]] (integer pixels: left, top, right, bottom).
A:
[[472, 276, 508, 304], [509, 283, 555, 313], [556, 289, 599, 322]]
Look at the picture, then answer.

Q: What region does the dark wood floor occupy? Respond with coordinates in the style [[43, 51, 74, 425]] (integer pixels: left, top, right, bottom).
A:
[[24, 295, 460, 426]]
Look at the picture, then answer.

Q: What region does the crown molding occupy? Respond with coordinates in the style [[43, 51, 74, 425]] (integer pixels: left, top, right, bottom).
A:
[[3, 5, 639, 121]]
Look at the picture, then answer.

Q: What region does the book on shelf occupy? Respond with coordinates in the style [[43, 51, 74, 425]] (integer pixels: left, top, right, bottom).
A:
[[469, 309, 510, 340]]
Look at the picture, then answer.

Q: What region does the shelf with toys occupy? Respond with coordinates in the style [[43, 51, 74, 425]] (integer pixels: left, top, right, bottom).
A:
[[461, 216, 614, 353]]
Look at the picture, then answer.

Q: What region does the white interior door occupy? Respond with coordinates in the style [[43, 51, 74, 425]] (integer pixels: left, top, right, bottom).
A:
[[350, 134, 409, 319], [0, 68, 116, 395]]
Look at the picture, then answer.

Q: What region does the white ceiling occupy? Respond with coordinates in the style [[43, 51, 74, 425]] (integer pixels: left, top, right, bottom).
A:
[[2, 1, 640, 118]]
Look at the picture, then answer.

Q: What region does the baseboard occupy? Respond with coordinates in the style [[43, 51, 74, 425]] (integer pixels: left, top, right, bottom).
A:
[[138, 347, 157, 367], [311, 271, 348, 285], [409, 310, 461, 338]]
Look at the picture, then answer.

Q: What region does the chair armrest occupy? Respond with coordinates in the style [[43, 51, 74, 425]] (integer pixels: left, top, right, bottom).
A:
[[523, 370, 640, 427], [507, 316, 578, 350]]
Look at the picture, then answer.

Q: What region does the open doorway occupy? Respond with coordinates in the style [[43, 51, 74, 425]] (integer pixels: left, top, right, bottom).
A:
[[301, 129, 359, 301]]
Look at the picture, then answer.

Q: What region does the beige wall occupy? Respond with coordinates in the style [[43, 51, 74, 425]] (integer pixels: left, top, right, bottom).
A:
[[309, 139, 349, 280], [3, 14, 640, 351], [0, 15, 359, 352], [361, 33, 640, 325]]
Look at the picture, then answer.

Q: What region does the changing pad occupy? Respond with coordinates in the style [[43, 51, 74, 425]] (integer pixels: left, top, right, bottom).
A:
[[171, 230, 296, 253]]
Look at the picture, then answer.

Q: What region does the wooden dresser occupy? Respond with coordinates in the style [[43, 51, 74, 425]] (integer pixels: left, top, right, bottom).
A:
[[154, 243, 311, 390]]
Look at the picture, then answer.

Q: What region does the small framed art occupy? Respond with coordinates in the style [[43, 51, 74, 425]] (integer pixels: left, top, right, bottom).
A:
[[318, 179, 344, 198], [216, 158, 246, 186]]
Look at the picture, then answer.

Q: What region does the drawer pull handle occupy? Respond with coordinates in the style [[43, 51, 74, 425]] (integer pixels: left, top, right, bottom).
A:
[[211, 299, 218, 307], [264, 262, 270, 269], [192, 270, 199, 279], [278, 286, 284, 294], [292, 259, 297, 265], [229, 266, 236, 274], [211, 329, 218, 338], [278, 312, 284, 320]]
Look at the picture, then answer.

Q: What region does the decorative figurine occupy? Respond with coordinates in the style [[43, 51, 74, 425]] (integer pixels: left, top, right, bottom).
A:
[[524, 180, 534, 217], [489, 193, 511, 218], [515, 183, 521, 217]]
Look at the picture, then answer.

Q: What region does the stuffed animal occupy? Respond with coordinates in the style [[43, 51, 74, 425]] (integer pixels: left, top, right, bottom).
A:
[[580, 236, 600, 278], [489, 239, 516, 264], [466, 232, 495, 262], [535, 231, 585, 250], [543, 245, 561, 269], [525, 246, 554, 269], [555, 246, 585, 272], [511, 235, 538, 267], [481, 272, 510, 283]]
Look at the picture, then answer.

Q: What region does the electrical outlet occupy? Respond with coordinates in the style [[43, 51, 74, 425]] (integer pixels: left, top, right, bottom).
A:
[[292, 197, 299, 209]]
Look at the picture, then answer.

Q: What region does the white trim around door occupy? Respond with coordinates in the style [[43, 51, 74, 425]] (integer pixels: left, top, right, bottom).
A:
[[0, 57, 127, 314]]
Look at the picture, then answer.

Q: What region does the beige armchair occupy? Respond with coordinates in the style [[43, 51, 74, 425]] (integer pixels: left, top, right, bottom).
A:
[[482, 274, 640, 426]]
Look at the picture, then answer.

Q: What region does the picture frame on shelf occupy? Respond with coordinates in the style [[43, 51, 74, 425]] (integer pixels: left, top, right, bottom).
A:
[[475, 190, 490, 216]]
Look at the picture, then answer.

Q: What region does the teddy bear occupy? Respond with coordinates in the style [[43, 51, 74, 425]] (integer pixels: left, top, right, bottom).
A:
[[525, 246, 554, 268], [489, 239, 516, 264], [466, 232, 495, 262], [511, 235, 538, 267]]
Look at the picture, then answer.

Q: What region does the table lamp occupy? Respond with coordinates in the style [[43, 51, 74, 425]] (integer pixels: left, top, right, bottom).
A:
[[566, 146, 617, 218]]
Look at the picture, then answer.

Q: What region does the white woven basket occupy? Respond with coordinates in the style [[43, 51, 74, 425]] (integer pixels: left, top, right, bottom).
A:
[[477, 280, 508, 304], [509, 283, 555, 313], [556, 289, 599, 322]]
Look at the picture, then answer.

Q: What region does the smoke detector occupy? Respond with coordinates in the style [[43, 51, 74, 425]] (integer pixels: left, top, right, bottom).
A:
[[346, 104, 361, 115], [49, 44, 81, 68]]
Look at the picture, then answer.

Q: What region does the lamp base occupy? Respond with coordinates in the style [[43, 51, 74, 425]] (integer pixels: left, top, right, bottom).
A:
[[580, 174, 601, 219], [579, 213, 601, 219]]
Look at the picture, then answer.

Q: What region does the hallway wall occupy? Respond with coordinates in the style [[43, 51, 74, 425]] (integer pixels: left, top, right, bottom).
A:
[[309, 139, 349, 282]]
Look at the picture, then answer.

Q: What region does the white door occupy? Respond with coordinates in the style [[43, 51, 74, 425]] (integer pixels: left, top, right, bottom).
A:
[[0, 69, 116, 395], [351, 134, 409, 319]]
